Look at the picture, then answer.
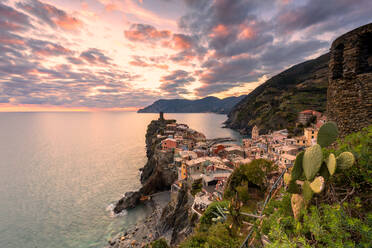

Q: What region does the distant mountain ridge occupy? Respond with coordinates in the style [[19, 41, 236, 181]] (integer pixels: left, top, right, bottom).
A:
[[138, 95, 246, 114], [225, 53, 330, 134]]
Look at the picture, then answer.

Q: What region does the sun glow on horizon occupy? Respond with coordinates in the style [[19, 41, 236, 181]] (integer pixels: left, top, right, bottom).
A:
[[0, 104, 139, 112]]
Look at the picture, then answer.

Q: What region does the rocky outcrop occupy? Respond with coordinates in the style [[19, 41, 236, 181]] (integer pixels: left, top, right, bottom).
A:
[[113, 118, 178, 213], [141, 119, 175, 184], [327, 23, 372, 137], [225, 53, 329, 134], [156, 183, 196, 246], [113, 191, 141, 214]]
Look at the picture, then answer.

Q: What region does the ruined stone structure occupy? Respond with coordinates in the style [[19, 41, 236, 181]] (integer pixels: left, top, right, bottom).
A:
[[327, 23, 372, 136], [252, 125, 259, 139]]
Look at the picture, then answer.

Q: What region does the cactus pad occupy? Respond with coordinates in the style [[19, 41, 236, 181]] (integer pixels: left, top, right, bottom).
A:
[[303, 144, 323, 181], [310, 176, 325, 193], [336, 152, 355, 170], [291, 194, 304, 220], [287, 180, 301, 194], [319, 162, 330, 180], [326, 153, 337, 175], [317, 122, 339, 148], [291, 151, 304, 180], [302, 181, 313, 205]]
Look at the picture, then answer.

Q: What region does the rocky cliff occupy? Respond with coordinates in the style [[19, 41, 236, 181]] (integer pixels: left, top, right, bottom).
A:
[[157, 183, 196, 246], [225, 53, 330, 134], [113, 118, 178, 214]]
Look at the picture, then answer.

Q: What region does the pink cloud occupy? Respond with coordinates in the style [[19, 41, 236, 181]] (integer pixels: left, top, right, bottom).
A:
[[209, 24, 230, 38], [172, 34, 192, 50], [0, 37, 25, 45], [16, 0, 83, 32], [129, 56, 169, 70], [238, 26, 256, 40], [55, 16, 82, 31], [124, 24, 171, 42]]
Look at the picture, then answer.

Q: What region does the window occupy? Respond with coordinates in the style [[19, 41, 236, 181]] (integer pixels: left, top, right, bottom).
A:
[[357, 32, 372, 74], [312, 136, 314, 139], [312, 131, 314, 134], [332, 43, 344, 79]]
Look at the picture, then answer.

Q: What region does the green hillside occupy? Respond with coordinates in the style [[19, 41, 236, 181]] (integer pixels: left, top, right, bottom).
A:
[[225, 53, 330, 134]]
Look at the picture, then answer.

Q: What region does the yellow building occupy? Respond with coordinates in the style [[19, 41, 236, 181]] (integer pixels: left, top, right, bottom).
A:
[[304, 127, 318, 146], [295, 136, 307, 146], [181, 162, 187, 180]]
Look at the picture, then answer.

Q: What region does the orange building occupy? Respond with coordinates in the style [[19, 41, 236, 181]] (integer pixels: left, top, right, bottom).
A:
[[161, 138, 177, 150]]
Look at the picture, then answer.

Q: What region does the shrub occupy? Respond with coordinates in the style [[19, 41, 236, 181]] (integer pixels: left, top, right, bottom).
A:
[[224, 159, 277, 199], [179, 233, 207, 248], [200, 201, 229, 226], [191, 180, 203, 196], [151, 238, 169, 248], [205, 223, 241, 248]]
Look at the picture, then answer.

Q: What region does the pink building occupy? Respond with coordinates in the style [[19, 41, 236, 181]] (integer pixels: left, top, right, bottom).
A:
[[161, 138, 177, 150]]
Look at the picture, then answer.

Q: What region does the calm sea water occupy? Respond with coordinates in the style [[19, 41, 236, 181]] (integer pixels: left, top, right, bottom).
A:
[[0, 112, 241, 248]]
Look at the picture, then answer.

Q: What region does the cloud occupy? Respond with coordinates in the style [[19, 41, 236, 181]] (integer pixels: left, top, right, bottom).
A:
[[80, 48, 112, 65], [177, 0, 372, 96], [129, 56, 169, 70], [1, 0, 372, 109], [276, 0, 372, 34], [16, 0, 82, 31], [66, 56, 85, 65], [0, 2, 33, 32], [27, 39, 73, 57], [159, 70, 195, 96], [124, 23, 171, 42], [0, 96, 10, 103]]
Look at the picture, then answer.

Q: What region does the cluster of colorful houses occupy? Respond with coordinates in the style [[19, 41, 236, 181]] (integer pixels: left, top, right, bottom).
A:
[[161, 110, 326, 215]]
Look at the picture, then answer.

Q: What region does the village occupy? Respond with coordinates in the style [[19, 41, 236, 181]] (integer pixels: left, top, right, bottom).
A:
[[156, 110, 327, 216]]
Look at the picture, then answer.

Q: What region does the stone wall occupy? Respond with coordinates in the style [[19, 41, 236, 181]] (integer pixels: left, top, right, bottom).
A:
[[327, 23, 372, 136]]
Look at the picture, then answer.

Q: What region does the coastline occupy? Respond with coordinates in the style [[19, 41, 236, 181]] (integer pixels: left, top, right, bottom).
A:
[[106, 114, 238, 247], [106, 116, 200, 247], [106, 191, 170, 248]]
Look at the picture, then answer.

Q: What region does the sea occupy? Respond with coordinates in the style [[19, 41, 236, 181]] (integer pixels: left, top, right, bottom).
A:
[[0, 112, 241, 248]]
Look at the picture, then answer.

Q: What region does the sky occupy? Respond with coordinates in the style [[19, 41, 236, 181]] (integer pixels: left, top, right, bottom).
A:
[[0, 0, 371, 111]]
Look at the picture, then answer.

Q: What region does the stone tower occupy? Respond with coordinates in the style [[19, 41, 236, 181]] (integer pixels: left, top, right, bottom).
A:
[[327, 23, 372, 136], [252, 125, 259, 139], [159, 111, 164, 121]]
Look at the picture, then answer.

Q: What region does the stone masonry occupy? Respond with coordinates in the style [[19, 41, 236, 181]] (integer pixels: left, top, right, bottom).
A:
[[327, 23, 372, 136]]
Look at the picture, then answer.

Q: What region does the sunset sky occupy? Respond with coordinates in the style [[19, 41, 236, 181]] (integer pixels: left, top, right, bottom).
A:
[[0, 0, 371, 111]]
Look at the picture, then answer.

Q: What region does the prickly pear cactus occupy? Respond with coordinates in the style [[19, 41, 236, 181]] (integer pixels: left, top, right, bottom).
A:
[[303, 144, 323, 181], [317, 122, 339, 148], [287, 180, 301, 194], [326, 153, 337, 175], [310, 176, 325, 193], [291, 194, 304, 220], [291, 151, 304, 180], [302, 181, 313, 205], [336, 152, 355, 170]]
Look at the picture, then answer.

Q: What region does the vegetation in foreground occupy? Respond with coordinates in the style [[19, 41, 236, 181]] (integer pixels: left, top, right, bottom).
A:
[[180, 125, 372, 247]]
